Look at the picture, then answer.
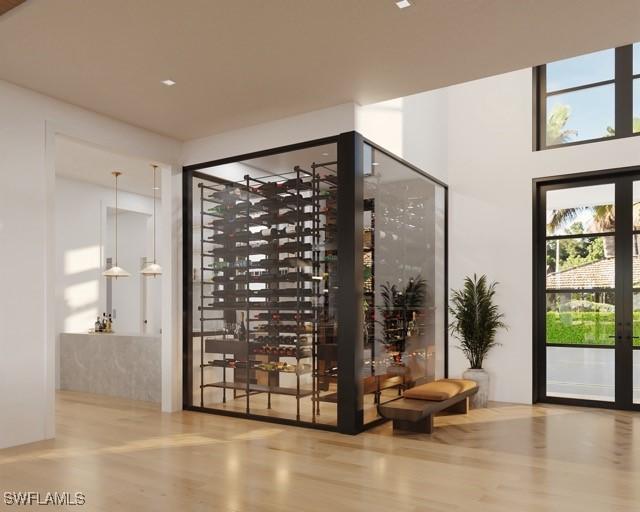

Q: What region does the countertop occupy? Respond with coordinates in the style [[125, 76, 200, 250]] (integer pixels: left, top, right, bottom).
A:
[[59, 332, 161, 402]]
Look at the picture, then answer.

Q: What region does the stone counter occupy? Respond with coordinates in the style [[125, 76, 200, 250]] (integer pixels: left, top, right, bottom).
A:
[[60, 333, 161, 402]]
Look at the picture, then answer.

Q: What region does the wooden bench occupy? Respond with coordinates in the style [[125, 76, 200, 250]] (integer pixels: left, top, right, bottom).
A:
[[378, 379, 478, 434]]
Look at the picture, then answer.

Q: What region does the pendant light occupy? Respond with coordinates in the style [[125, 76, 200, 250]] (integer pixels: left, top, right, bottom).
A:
[[103, 171, 131, 278], [141, 164, 162, 276]]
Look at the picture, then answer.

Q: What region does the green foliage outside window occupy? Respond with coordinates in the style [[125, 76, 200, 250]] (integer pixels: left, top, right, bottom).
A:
[[546, 222, 605, 272], [546, 311, 640, 346]]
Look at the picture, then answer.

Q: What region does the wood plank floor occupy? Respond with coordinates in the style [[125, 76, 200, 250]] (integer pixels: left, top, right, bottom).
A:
[[1, 391, 639, 511]]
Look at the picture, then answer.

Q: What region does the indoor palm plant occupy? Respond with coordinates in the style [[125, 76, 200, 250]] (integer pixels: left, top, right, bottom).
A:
[[377, 276, 426, 361], [449, 274, 506, 408]]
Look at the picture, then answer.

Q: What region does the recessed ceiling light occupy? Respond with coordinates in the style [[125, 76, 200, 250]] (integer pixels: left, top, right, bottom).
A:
[[372, 162, 380, 166], [161, 79, 176, 86], [396, 0, 411, 8], [321, 152, 329, 156]]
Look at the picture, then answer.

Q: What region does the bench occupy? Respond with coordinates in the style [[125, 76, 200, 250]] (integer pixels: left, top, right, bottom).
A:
[[378, 379, 478, 434]]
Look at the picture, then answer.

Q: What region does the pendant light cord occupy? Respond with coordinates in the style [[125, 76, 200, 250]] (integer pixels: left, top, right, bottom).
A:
[[153, 165, 157, 264], [114, 173, 118, 266]]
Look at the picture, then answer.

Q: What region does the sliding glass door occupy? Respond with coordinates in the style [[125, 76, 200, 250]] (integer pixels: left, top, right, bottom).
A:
[[535, 170, 640, 410]]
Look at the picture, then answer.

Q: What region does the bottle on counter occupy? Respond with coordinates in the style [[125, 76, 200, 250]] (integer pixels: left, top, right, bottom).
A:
[[101, 313, 108, 332], [107, 314, 113, 333], [95, 317, 102, 333]]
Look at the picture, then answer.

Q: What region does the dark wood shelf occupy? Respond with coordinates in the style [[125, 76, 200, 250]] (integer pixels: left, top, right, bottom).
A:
[[202, 381, 314, 398]]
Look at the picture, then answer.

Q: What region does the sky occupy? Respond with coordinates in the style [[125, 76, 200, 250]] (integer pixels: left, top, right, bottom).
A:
[[546, 43, 640, 143]]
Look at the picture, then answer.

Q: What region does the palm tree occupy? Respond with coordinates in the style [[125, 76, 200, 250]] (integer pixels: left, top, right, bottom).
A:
[[377, 276, 427, 357], [546, 104, 578, 145], [547, 205, 615, 234], [606, 117, 640, 136], [548, 205, 615, 265], [449, 274, 506, 369]]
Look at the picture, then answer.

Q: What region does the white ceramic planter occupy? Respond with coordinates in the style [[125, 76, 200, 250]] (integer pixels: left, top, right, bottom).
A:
[[462, 368, 489, 408]]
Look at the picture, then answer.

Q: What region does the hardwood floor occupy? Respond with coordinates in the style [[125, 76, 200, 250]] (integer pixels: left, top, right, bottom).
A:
[[1, 391, 639, 511]]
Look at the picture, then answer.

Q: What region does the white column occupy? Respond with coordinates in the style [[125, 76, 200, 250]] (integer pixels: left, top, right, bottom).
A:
[[160, 165, 183, 412]]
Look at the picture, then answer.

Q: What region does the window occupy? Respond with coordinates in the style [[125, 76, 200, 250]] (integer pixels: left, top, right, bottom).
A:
[[535, 44, 639, 149]]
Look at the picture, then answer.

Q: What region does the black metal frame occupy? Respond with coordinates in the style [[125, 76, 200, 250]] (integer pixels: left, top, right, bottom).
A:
[[182, 131, 449, 434], [533, 44, 638, 151], [532, 165, 640, 411]]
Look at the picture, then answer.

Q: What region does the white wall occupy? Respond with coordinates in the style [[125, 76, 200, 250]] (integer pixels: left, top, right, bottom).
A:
[[356, 91, 449, 183], [0, 79, 181, 449], [106, 209, 155, 334], [56, 177, 157, 336], [184, 103, 356, 165], [446, 69, 640, 404], [360, 69, 640, 404]]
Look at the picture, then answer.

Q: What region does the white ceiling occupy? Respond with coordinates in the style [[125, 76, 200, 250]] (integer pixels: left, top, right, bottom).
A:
[[55, 135, 158, 197], [2, 0, 640, 141]]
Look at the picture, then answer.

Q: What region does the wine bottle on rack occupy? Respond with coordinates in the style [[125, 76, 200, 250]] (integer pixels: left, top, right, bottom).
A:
[[281, 256, 312, 268], [255, 211, 315, 226], [256, 181, 285, 195], [207, 205, 227, 216], [238, 312, 247, 341]]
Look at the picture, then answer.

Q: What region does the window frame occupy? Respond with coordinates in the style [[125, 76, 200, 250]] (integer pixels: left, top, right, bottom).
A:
[[534, 45, 635, 151]]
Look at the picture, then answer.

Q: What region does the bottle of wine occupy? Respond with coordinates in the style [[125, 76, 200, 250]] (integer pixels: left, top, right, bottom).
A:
[[407, 312, 417, 337], [238, 312, 247, 341]]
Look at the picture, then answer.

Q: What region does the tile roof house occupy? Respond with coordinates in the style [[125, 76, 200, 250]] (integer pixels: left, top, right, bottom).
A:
[[546, 257, 640, 289]]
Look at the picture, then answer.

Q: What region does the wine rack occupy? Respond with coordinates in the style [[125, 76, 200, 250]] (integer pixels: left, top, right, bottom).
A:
[[195, 163, 338, 422]]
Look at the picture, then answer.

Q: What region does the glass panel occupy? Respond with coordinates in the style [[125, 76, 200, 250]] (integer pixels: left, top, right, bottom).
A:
[[546, 84, 615, 145], [633, 181, 640, 230], [190, 142, 338, 426], [546, 184, 615, 236], [546, 346, 614, 401], [545, 237, 613, 288], [545, 237, 613, 287], [632, 291, 640, 348], [546, 292, 615, 346], [634, 42, 640, 75], [634, 79, 640, 134], [546, 49, 614, 92], [362, 144, 446, 424]]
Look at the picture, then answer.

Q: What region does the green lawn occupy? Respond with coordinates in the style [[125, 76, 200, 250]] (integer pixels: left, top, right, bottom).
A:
[[546, 311, 640, 346]]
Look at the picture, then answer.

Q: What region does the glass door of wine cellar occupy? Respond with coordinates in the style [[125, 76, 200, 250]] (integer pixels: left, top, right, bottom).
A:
[[535, 170, 640, 410]]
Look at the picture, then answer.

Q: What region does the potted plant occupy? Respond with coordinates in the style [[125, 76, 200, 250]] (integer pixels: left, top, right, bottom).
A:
[[449, 274, 506, 408], [377, 276, 426, 362]]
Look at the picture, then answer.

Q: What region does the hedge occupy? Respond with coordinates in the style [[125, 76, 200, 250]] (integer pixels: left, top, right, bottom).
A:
[[546, 311, 640, 346]]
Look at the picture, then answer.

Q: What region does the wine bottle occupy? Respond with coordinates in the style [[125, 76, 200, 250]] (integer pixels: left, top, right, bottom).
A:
[[208, 205, 226, 216], [238, 312, 247, 341]]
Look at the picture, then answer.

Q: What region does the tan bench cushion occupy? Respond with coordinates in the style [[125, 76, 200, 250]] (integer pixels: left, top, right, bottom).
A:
[[403, 379, 477, 401]]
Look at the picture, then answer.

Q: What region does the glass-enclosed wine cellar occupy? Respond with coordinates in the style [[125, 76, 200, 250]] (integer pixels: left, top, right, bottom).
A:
[[183, 132, 447, 434]]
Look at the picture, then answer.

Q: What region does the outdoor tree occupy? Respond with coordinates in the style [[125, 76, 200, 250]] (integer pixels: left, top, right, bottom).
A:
[[546, 104, 578, 145]]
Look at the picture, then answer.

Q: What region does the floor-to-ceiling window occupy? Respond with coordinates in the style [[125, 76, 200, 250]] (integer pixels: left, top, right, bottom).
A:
[[534, 169, 640, 409]]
